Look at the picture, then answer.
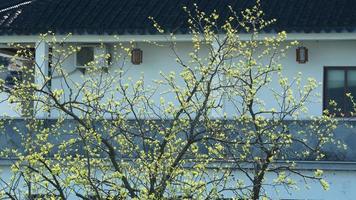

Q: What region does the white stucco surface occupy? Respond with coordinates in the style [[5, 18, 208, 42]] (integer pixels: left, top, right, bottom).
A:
[[1, 39, 356, 118], [1, 163, 356, 200]]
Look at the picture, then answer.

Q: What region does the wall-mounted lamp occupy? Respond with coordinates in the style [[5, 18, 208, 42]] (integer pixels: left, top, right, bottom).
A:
[[296, 46, 308, 64], [131, 48, 143, 65]]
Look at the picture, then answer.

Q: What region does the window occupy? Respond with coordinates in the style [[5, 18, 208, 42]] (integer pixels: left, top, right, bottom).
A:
[[0, 55, 23, 91], [324, 67, 356, 116], [76, 46, 94, 67], [75, 45, 111, 74]]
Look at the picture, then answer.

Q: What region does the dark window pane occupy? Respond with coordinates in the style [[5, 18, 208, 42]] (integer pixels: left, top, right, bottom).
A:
[[5, 71, 22, 88], [346, 70, 356, 115], [0, 56, 10, 67], [76, 47, 94, 66], [0, 56, 11, 80], [326, 70, 345, 115], [0, 56, 23, 91]]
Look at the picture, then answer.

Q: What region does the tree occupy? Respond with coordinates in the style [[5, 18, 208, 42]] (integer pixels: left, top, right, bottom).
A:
[[0, 1, 341, 199]]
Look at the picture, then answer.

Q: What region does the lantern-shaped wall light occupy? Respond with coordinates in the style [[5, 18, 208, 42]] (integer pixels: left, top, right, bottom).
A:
[[131, 48, 143, 65], [296, 46, 308, 64]]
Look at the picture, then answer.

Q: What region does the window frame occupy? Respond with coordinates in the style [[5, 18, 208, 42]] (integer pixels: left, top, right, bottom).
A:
[[74, 44, 110, 74], [74, 44, 97, 68], [323, 66, 356, 117]]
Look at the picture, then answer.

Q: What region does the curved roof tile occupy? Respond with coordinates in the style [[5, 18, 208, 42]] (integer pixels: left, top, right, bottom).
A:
[[0, 0, 356, 35]]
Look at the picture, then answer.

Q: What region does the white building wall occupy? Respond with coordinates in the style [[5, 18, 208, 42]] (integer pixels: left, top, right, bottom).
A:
[[1, 163, 356, 200], [2, 39, 356, 118], [48, 42, 210, 118], [278, 40, 356, 117]]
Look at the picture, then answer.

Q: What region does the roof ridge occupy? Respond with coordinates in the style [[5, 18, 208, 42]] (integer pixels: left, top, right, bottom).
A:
[[0, 0, 33, 13]]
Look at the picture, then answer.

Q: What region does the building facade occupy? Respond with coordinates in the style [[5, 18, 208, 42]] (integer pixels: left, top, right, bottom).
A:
[[1, 0, 356, 199]]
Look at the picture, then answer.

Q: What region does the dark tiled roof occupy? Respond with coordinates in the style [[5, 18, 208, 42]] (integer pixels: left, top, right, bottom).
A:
[[0, 0, 356, 35]]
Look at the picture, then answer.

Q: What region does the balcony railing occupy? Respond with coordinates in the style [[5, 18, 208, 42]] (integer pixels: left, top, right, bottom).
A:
[[0, 119, 356, 163]]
